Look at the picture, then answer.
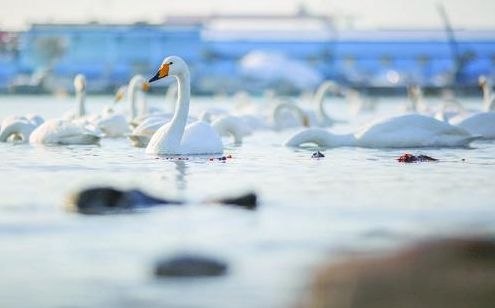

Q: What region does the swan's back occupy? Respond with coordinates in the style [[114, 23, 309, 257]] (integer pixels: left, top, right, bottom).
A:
[[181, 121, 223, 154], [356, 114, 475, 148], [30, 119, 101, 145], [450, 112, 495, 139]]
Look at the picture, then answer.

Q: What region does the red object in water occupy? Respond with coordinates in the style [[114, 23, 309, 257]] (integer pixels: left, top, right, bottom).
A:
[[397, 153, 438, 163]]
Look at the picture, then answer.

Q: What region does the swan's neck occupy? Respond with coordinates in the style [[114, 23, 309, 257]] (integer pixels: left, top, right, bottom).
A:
[[76, 90, 86, 117], [167, 72, 191, 146], [314, 81, 337, 125], [286, 129, 356, 148], [0, 121, 33, 142], [481, 83, 493, 112], [273, 102, 308, 127], [128, 84, 138, 120]]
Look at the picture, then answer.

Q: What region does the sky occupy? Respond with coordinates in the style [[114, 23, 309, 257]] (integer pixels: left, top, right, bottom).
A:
[[1, 0, 495, 31]]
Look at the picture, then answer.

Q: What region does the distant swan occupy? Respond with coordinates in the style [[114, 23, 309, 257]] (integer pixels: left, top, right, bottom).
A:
[[312, 80, 347, 126], [449, 76, 495, 139], [96, 76, 150, 137], [145, 56, 223, 155], [271, 99, 311, 130], [0, 114, 44, 143], [285, 114, 477, 148], [29, 75, 102, 145]]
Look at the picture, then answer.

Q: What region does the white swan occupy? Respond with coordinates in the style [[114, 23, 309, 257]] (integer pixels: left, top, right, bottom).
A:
[[62, 74, 88, 120], [0, 114, 44, 143], [29, 75, 102, 145], [145, 56, 223, 155], [285, 114, 477, 148], [479, 75, 495, 112], [447, 76, 495, 139], [29, 119, 102, 145], [312, 80, 347, 126], [271, 98, 312, 130], [199, 112, 247, 145]]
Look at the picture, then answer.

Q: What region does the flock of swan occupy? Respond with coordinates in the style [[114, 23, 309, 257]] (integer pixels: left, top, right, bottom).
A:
[[1, 55, 494, 155]]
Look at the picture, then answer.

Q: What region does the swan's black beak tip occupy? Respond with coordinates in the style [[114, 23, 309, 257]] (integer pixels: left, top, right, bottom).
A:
[[149, 73, 160, 83]]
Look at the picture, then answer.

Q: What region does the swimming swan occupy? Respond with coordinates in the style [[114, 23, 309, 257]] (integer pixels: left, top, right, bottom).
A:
[[29, 75, 102, 145], [285, 114, 478, 148], [0, 114, 44, 143], [145, 56, 223, 155]]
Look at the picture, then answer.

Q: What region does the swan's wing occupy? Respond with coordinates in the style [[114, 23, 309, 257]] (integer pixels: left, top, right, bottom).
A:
[[56, 134, 101, 145], [453, 112, 495, 139], [357, 114, 474, 147], [181, 121, 223, 154]]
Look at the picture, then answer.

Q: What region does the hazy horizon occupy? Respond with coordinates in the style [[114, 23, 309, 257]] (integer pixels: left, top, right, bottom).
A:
[[1, 0, 495, 31]]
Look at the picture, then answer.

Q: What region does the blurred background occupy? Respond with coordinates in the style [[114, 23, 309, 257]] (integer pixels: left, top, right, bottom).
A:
[[0, 0, 494, 95]]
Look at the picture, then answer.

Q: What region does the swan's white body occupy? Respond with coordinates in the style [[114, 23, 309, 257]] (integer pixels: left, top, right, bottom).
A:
[[271, 99, 313, 130], [285, 114, 477, 148], [29, 75, 102, 145], [129, 116, 170, 147], [435, 78, 495, 139], [0, 114, 44, 143], [145, 56, 223, 155], [449, 112, 495, 139], [29, 119, 102, 145], [199, 112, 250, 144], [96, 113, 129, 137]]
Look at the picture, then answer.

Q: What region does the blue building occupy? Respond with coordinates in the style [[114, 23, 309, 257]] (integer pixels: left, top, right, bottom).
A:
[[4, 14, 495, 94]]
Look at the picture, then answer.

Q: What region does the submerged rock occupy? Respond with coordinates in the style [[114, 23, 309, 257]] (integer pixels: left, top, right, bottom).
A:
[[65, 187, 181, 214], [301, 238, 495, 308], [66, 187, 258, 214], [311, 151, 325, 158], [397, 153, 438, 163], [208, 192, 258, 210], [155, 254, 228, 277]]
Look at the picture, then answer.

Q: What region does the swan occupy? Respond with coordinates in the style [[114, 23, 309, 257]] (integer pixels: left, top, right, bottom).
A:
[[447, 76, 495, 139], [312, 80, 347, 126], [62, 74, 88, 120], [285, 114, 478, 148], [29, 119, 102, 145], [199, 112, 248, 145], [145, 56, 223, 155], [271, 98, 312, 130], [29, 75, 102, 145], [479, 75, 495, 112], [0, 114, 44, 143]]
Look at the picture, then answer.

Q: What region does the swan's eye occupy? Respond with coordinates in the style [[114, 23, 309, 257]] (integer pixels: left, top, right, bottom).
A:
[[169, 62, 174, 65]]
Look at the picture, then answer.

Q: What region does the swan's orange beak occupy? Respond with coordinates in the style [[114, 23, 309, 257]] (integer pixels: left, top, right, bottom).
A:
[[149, 63, 170, 82], [142, 82, 150, 92]]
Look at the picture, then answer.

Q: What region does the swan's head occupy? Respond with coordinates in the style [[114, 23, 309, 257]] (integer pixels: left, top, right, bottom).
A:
[[129, 74, 150, 92], [478, 75, 487, 88], [149, 56, 188, 82], [114, 85, 127, 102], [74, 74, 86, 93]]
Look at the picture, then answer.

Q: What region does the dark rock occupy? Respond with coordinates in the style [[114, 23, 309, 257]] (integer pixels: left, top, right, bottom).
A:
[[311, 151, 325, 158], [397, 153, 438, 163], [301, 238, 495, 308], [66, 187, 259, 214], [210, 192, 258, 210], [155, 254, 228, 277], [65, 187, 182, 214]]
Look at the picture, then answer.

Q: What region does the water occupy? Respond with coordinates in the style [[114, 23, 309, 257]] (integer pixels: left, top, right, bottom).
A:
[[1, 95, 495, 308]]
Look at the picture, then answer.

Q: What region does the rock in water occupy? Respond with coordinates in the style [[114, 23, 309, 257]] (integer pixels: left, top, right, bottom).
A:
[[311, 151, 325, 158], [65, 187, 182, 214], [397, 153, 438, 163], [155, 255, 228, 277], [209, 192, 258, 210], [66, 187, 259, 214]]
